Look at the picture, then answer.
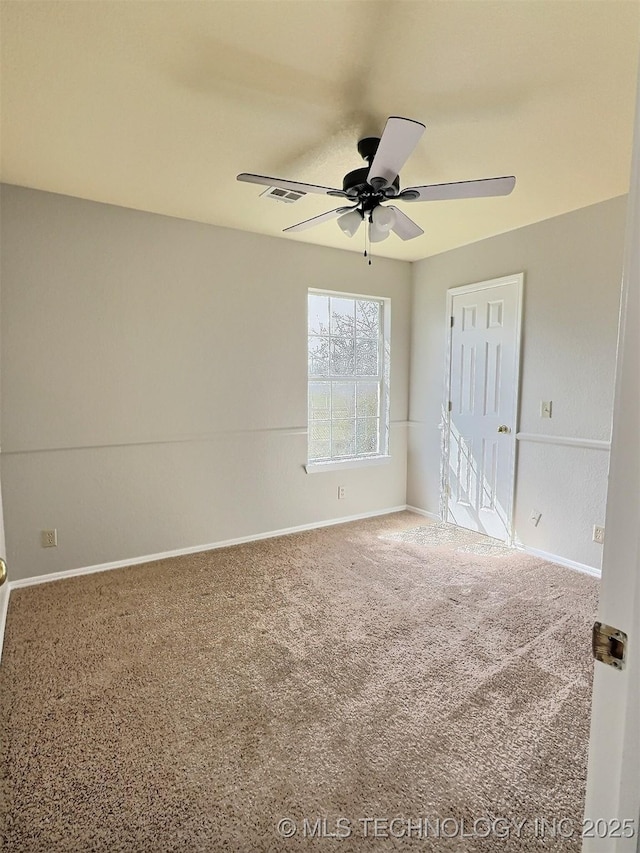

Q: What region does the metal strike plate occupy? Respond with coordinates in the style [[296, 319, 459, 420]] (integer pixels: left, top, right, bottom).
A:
[[0, 558, 6, 587], [592, 621, 627, 671]]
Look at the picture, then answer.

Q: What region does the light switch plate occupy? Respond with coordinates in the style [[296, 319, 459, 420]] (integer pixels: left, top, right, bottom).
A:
[[541, 401, 552, 418]]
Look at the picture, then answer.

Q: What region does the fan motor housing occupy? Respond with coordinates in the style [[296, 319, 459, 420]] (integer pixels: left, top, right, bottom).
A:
[[357, 137, 381, 163], [342, 167, 369, 196], [341, 136, 402, 200], [342, 168, 400, 198]]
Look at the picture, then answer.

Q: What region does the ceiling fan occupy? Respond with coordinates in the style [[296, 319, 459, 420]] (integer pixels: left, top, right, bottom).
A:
[[237, 116, 516, 245]]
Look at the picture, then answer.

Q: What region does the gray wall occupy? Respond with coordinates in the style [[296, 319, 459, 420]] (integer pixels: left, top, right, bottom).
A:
[[408, 196, 627, 570], [1, 185, 627, 581], [0, 185, 411, 580]]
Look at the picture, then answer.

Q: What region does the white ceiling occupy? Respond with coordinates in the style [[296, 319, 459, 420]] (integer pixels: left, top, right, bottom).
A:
[[1, 0, 639, 261]]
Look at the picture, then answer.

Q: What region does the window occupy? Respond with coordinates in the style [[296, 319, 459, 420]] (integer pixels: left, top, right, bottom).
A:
[[307, 290, 389, 467]]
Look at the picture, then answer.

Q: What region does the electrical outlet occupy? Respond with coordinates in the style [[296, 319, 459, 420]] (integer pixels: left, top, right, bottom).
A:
[[540, 401, 553, 419], [529, 510, 542, 527], [41, 529, 57, 548], [593, 525, 605, 544], [337, 486, 345, 500]]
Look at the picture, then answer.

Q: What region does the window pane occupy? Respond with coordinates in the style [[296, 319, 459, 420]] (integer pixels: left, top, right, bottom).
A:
[[356, 339, 379, 376], [331, 418, 355, 458], [356, 417, 379, 455], [332, 382, 355, 418], [330, 297, 355, 337], [356, 300, 380, 338], [308, 336, 329, 376], [309, 439, 331, 461], [310, 420, 331, 442], [308, 382, 330, 420], [308, 294, 329, 335], [356, 382, 379, 417], [308, 291, 387, 464], [330, 338, 355, 375]]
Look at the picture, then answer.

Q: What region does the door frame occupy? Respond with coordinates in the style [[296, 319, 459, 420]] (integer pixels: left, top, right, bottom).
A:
[[441, 272, 524, 543]]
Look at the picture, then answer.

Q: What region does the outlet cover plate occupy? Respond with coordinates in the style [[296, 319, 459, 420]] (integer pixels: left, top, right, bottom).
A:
[[41, 529, 57, 548]]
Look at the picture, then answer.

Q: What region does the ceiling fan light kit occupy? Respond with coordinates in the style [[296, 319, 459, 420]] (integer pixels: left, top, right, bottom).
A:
[[369, 220, 390, 243], [337, 208, 363, 237], [237, 116, 516, 254], [371, 204, 397, 232]]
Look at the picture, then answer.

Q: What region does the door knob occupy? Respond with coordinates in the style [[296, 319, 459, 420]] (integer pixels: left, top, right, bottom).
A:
[[497, 425, 511, 434]]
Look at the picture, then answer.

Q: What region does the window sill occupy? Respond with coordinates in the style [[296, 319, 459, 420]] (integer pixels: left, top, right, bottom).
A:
[[304, 455, 392, 474]]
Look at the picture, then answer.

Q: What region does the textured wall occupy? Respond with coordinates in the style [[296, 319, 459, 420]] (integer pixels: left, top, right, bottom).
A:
[[0, 185, 411, 580], [408, 196, 627, 570]]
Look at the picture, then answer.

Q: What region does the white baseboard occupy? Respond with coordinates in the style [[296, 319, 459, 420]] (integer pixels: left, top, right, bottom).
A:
[[517, 545, 602, 579], [1, 507, 599, 665], [402, 510, 601, 578], [401, 511, 601, 579], [1, 505, 409, 662], [8, 505, 410, 590], [404, 505, 441, 521], [0, 585, 10, 664]]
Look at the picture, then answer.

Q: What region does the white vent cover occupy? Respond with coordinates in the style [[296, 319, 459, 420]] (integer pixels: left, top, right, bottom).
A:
[[260, 187, 306, 204]]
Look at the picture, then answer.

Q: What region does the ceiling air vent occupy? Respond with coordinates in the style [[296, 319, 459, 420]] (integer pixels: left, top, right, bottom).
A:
[[260, 187, 306, 204]]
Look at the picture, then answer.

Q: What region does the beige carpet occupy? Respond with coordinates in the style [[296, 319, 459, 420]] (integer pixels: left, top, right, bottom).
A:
[[0, 512, 598, 852]]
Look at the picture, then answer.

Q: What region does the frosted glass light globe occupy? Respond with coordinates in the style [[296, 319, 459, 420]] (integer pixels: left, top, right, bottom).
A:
[[337, 208, 363, 238], [371, 205, 397, 232], [369, 221, 390, 243]]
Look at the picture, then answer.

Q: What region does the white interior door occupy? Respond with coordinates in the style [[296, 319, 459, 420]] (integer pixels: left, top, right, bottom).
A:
[[583, 62, 640, 853], [445, 274, 523, 542]]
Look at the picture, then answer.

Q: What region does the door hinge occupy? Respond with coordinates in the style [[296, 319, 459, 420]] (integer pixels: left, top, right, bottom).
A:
[[592, 621, 627, 671], [448, 400, 453, 412], [450, 315, 454, 327]]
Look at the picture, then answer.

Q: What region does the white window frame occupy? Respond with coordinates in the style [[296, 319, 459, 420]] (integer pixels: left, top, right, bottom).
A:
[[305, 288, 391, 473]]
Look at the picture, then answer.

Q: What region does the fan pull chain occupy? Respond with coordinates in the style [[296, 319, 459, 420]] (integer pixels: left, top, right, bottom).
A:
[[362, 213, 374, 265]]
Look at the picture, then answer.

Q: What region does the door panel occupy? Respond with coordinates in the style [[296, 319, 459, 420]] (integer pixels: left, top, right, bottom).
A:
[[583, 64, 640, 851], [446, 276, 522, 542]]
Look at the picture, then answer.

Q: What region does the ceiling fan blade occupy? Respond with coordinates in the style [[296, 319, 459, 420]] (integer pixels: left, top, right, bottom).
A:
[[237, 173, 346, 197], [400, 175, 516, 202], [283, 206, 356, 233], [367, 117, 426, 189], [387, 207, 424, 241]]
